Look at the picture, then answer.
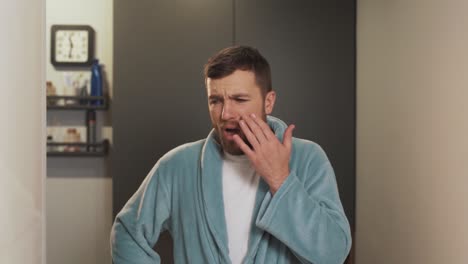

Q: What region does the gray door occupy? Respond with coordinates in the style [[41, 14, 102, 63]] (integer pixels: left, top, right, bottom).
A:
[[234, 0, 356, 230], [113, 0, 234, 261]]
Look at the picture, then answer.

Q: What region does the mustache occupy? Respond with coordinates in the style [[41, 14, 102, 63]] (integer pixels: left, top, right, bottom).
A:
[[220, 122, 240, 129]]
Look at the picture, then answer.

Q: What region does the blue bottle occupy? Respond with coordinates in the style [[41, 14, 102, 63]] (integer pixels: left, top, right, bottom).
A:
[[90, 59, 103, 106]]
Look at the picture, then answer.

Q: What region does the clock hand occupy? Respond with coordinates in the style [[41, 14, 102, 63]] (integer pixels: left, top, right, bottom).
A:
[[68, 35, 74, 59]]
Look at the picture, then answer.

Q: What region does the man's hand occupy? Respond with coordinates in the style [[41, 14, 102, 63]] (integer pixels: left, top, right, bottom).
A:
[[233, 113, 295, 195]]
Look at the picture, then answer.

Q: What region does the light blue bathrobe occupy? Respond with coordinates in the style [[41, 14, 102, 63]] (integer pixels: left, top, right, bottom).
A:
[[111, 116, 351, 264]]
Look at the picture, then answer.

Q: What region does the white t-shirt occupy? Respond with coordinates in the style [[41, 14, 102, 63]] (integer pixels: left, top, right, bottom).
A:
[[222, 152, 260, 264]]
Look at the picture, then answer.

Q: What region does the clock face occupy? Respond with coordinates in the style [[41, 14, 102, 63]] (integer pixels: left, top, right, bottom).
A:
[[51, 25, 94, 67], [55, 30, 89, 63]]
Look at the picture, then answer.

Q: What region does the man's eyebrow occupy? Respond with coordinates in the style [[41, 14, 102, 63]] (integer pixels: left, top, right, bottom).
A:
[[229, 93, 250, 98], [208, 93, 250, 99]]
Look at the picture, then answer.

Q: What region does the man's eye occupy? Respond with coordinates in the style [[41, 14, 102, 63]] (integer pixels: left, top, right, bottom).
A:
[[209, 99, 220, 104], [235, 98, 248, 102]]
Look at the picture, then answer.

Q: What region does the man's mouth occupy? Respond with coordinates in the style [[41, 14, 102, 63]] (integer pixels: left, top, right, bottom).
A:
[[220, 123, 243, 140], [224, 127, 240, 135], [224, 127, 240, 133]]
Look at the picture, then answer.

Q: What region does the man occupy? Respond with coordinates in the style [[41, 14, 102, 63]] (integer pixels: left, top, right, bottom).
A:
[[111, 46, 351, 264]]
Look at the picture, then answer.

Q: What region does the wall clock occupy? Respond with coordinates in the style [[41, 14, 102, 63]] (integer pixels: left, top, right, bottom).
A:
[[51, 25, 95, 67]]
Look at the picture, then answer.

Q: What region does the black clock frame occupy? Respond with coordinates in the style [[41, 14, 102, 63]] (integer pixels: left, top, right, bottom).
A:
[[51, 25, 95, 68]]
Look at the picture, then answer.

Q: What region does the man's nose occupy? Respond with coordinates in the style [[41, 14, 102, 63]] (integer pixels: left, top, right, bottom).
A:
[[221, 101, 235, 120]]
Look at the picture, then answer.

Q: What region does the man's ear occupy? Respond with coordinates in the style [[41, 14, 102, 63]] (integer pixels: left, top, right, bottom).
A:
[[264, 91, 276, 115]]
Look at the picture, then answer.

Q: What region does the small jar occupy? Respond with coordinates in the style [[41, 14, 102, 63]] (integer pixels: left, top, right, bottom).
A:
[[64, 128, 82, 152], [46, 81, 58, 106]]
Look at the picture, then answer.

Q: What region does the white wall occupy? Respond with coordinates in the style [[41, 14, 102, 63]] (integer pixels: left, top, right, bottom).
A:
[[0, 0, 45, 263], [357, 1, 468, 263], [46, 0, 113, 264], [46, 0, 113, 95]]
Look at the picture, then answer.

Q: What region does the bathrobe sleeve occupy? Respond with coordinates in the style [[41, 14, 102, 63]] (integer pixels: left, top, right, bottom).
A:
[[255, 149, 352, 264], [111, 164, 171, 264]]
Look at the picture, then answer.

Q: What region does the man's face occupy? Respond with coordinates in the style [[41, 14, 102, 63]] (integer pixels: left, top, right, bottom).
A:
[[206, 70, 275, 155]]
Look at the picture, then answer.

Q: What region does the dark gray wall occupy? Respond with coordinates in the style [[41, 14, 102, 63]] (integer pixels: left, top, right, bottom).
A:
[[114, 0, 355, 262], [114, 0, 233, 261], [113, 0, 233, 214], [234, 0, 356, 229]]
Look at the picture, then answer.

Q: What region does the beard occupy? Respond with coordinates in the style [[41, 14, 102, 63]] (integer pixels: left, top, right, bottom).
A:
[[214, 117, 265, 155], [211, 107, 268, 155], [215, 122, 246, 155], [221, 137, 244, 155]]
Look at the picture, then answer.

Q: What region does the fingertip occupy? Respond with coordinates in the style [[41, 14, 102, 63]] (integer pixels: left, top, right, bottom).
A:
[[232, 134, 244, 146]]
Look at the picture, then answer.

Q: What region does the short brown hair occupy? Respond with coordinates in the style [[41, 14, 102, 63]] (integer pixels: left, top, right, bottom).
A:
[[204, 46, 272, 96]]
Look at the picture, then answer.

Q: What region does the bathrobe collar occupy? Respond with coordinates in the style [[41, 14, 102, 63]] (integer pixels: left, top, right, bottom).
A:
[[200, 116, 288, 262]]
